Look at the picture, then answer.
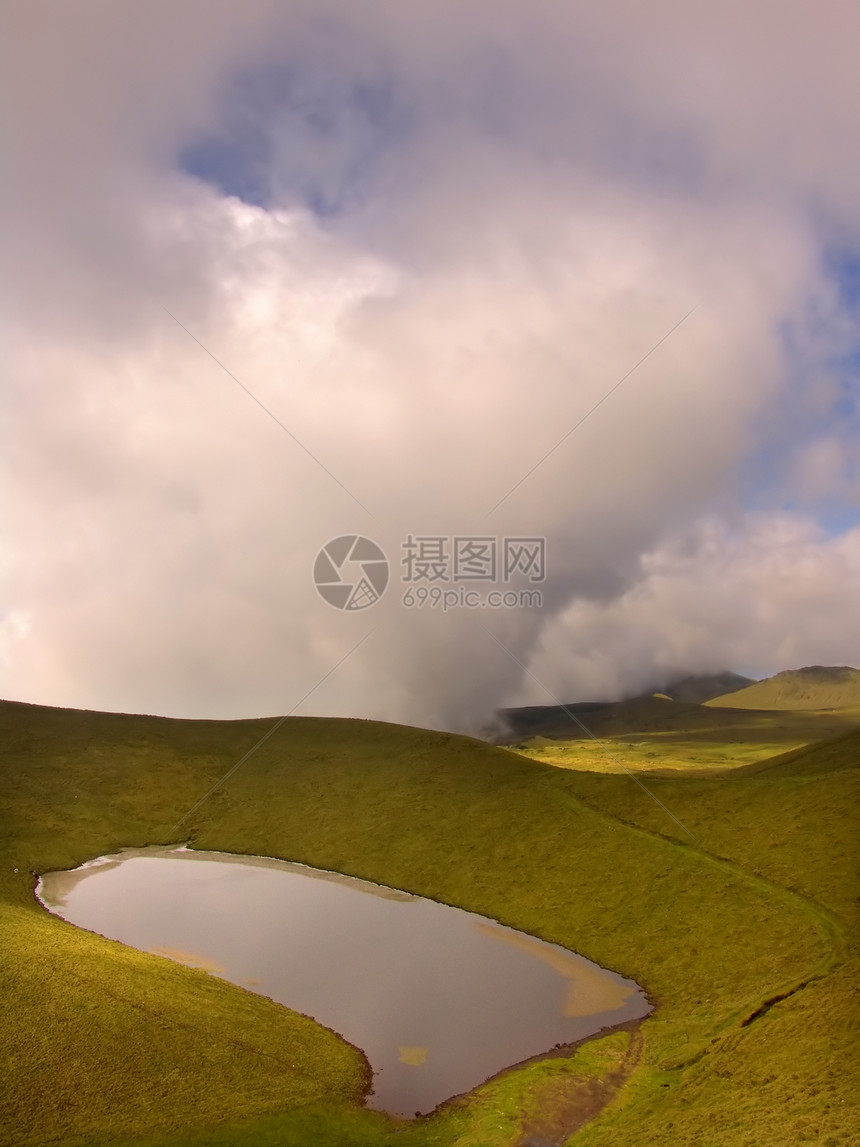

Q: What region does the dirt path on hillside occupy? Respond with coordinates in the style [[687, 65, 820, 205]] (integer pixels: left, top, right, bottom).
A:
[[515, 1023, 645, 1147]]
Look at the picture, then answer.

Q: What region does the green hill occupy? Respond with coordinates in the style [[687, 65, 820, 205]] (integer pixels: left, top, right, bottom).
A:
[[1, 698, 858, 1146], [498, 692, 857, 749], [706, 665, 860, 710], [735, 726, 860, 777]]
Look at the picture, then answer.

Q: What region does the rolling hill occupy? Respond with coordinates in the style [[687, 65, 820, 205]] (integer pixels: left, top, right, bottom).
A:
[[1, 698, 858, 1146], [498, 666, 860, 755], [706, 665, 860, 710], [734, 725, 860, 777], [497, 691, 858, 748]]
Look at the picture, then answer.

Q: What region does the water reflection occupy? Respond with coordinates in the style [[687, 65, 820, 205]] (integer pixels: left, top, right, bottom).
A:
[[37, 846, 650, 1117]]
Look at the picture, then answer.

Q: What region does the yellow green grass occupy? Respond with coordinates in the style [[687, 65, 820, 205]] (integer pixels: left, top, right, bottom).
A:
[[501, 692, 858, 748], [704, 665, 860, 711], [515, 712, 860, 775], [1, 699, 858, 1145]]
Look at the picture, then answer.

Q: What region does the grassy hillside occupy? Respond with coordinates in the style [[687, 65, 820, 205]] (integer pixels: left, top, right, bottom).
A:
[[734, 726, 860, 777], [1, 699, 858, 1145], [706, 665, 860, 710], [499, 693, 858, 766]]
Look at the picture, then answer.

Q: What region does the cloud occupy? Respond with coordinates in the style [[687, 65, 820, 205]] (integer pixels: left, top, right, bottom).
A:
[[2, 1, 858, 730], [525, 515, 860, 705]]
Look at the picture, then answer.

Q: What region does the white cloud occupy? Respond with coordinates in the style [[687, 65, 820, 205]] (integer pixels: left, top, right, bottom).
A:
[[2, 1, 858, 729], [525, 516, 860, 705]]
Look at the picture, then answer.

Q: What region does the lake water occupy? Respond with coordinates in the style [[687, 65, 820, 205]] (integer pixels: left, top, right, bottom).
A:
[[36, 846, 650, 1118]]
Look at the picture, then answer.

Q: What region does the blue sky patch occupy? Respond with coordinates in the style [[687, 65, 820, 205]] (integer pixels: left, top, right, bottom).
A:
[[739, 245, 860, 535], [177, 61, 415, 218]]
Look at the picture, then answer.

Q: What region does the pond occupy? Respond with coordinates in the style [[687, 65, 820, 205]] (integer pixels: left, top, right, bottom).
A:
[[36, 846, 651, 1118]]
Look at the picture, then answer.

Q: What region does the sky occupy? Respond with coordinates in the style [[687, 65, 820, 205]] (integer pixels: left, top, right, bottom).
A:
[[2, 0, 859, 731]]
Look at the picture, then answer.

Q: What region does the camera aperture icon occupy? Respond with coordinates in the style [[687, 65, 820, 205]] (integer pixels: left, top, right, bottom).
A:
[[313, 536, 390, 610]]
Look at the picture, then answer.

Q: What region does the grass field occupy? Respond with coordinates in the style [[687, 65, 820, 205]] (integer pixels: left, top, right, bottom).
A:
[[1, 698, 858, 1145], [512, 708, 860, 774]]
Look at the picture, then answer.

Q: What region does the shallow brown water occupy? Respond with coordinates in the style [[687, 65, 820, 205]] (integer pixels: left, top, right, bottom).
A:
[[37, 846, 650, 1118]]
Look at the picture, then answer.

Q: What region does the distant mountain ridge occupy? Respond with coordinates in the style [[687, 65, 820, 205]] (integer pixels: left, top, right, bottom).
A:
[[658, 671, 755, 704], [497, 666, 860, 743], [705, 665, 860, 711]]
